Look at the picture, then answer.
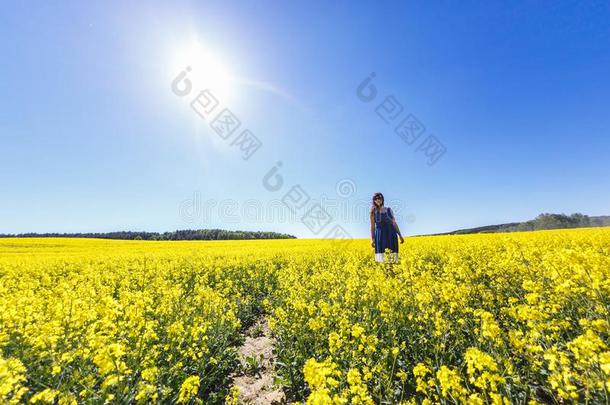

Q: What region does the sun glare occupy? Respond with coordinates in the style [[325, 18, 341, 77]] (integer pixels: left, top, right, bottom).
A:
[[171, 42, 235, 101]]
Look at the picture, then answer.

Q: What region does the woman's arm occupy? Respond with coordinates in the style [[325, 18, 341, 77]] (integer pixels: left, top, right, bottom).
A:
[[370, 209, 376, 247], [390, 208, 405, 243]]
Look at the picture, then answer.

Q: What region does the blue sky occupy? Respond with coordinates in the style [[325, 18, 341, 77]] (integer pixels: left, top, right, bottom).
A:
[[1, 1, 609, 238]]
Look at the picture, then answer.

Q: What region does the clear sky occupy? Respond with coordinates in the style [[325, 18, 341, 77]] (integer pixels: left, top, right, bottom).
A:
[[1, 1, 609, 238]]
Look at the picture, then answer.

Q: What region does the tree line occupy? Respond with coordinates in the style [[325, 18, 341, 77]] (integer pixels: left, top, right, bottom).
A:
[[504, 213, 610, 232], [438, 213, 610, 236], [0, 229, 297, 240]]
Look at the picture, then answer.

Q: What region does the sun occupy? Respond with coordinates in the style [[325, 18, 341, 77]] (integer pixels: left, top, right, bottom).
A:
[[171, 41, 235, 101]]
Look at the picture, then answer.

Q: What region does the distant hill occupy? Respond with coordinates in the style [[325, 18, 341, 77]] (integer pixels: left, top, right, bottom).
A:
[[0, 229, 297, 241], [433, 213, 610, 236]]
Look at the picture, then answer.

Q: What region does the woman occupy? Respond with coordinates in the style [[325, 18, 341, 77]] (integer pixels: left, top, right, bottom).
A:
[[370, 192, 404, 262]]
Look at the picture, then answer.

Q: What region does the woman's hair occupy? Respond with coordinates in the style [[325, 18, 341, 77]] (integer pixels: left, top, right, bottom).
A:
[[371, 192, 384, 211]]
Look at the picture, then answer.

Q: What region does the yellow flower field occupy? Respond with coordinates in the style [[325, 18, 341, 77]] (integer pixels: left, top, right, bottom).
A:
[[1, 228, 609, 403]]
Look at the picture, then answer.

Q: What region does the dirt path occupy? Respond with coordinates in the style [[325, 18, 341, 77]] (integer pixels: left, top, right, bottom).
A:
[[229, 317, 285, 404]]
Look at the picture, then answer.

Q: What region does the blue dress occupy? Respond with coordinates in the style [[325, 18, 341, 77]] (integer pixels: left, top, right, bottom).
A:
[[374, 207, 398, 262]]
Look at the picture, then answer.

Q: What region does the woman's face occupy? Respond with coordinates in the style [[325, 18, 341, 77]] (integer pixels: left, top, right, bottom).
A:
[[374, 196, 383, 207]]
